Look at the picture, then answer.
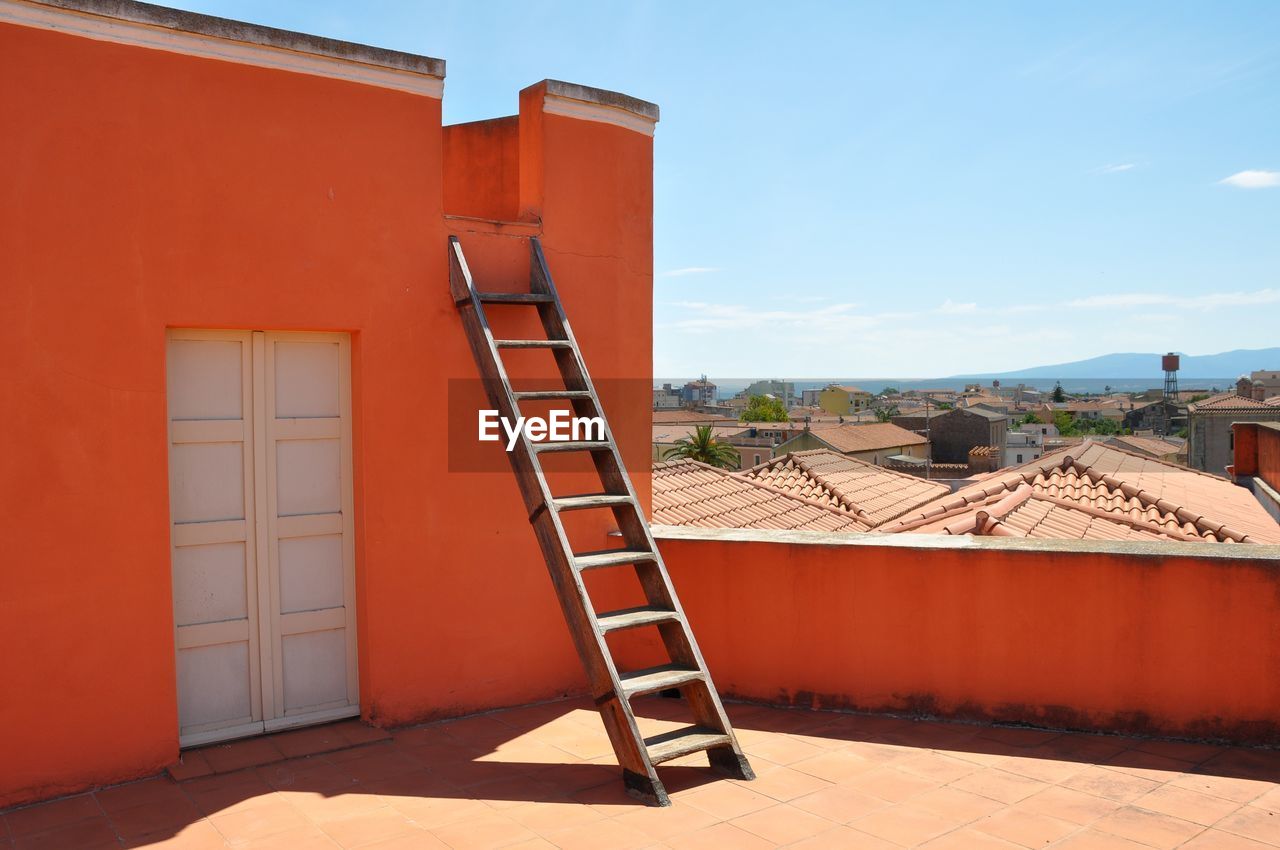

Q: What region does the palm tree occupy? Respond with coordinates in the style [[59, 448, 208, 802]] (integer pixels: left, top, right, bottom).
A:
[[662, 425, 740, 469]]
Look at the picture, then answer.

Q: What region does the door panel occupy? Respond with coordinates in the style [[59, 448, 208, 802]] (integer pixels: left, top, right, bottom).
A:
[[167, 330, 357, 747], [167, 330, 261, 742]]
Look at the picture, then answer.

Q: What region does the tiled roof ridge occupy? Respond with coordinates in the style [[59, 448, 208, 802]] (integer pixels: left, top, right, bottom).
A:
[[1031, 490, 1202, 542], [736, 452, 869, 519], [687, 458, 874, 527], [1069, 461, 1252, 543], [1189, 392, 1272, 412]]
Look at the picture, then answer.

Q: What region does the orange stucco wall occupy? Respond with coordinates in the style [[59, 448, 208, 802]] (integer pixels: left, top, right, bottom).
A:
[[0, 20, 653, 807], [656, 534, 1280, 744], [1259, 426, 1280, 492], [442, 117, 520, 221]]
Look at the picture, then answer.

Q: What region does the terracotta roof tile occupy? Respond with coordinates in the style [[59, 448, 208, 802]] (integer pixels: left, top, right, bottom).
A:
[[1188, 392, 1276, 413], [1107, 435, 1184, 458], [804, 422, 928, 453], [739, 449, 949, 526], [880, 443, 1280, 543], [651, 459, 871, 532]]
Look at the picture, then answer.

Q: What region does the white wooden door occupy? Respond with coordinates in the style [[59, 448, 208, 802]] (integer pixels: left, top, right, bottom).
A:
[[167, 330, 357, 747]]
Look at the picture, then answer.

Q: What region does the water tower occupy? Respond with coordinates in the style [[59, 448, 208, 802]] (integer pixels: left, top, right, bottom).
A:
[[1162, 353, 1180, 400]]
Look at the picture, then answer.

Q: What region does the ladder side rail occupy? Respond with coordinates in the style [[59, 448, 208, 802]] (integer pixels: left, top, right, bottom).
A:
[[527, 240, 747, 751], [450, 238, 655, 778]]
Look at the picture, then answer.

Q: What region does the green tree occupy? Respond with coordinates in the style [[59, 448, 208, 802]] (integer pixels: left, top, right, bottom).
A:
[[739, 394, 789, 422], [1053, 410, 1076, 435], [879, 386, 899, 396], [874, 404, 900, 422], [1020, 412, 1042, 425], [1052, 382, 1066, 403], [662, 425, 740, 469]]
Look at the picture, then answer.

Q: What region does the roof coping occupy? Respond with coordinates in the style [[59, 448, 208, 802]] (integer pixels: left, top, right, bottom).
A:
[[28, 0, 446, 78], [534, 79, 659, 122]]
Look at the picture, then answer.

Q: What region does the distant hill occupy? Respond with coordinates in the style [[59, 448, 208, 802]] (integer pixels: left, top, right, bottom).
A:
[[949, 348, 1280, 381]]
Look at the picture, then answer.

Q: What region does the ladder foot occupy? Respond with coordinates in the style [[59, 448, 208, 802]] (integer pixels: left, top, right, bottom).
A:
[[623, 769, 671, 807], [708, 747, 755, 781]]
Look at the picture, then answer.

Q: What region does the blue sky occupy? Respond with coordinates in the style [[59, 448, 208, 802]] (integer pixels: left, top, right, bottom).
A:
[[177, 1, 1277, 377]]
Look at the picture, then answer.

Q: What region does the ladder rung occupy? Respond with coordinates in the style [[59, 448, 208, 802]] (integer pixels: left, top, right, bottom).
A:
[[532, 440, 611, 454], [619, 664, 703, 698], [476, 292, 555, 304], [645, 726, 732, 765], [573, 548, 657, 570], [495, 339, 572, 349], [513, 390, 593, 401], [596, 605, 680, 633], [553, 494, 635, 511]]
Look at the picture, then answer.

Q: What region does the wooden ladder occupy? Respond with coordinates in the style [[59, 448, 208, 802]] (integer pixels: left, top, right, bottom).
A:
[[448, 235, 754, 806]]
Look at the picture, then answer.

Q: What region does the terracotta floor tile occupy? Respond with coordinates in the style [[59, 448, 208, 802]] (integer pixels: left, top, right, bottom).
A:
[[315, 806, 423, 848], [4, 794, 103, 836], [1181, 829, 1277, 850], [842, 766, 941, 803], [527, 763, 617, 795], [788, 750, 880, 784], [1167, 772, 1273, 804], [541, 816, 654, 850], [1133, 783, 1244, 826], [918, 827, 1026, 849], [1091, 805, 1205, 849], [975, 727, 1064, 749], [1197, 749, 1280, 784], [237, 824, 340, 850], [971, 806, 1079, 848], [11, 817, 118, 850], [728, 803, 832, 844], [104, 796, 202, 841], [566, 780, 644, 817], [179, 768, 277, 817], [852, 804, 956, 846], [789, 785, 889, 823], [208, 798, 310, 842], [381, 794, 489, 830], [679, 781, 776, 821], [1061, 765, 1162, 804], [502, 800, 604, 833], [96, 778, 188, 814], [120, 818, 228, 849], [1131, 739, 1225, 765], [465, 774, 574, 810], [1215, 806, 1280, 847], [285, 791, 387, 825], [1017, 786, 1123, 825], [1102, 750, 1196, 781], [427, 812, 539, 850], [909, 786, 1006, 823], [333, 721, 391, 748], [1253, 785, 1280, 814], [271, 726, 353, 760], [611, 802, 719, 841], [949, 768, 1048, 805], [733, 765, 830, 802], [167, 752, 214, 783], [199, 737, 286, 774], [1052, 827, 1160, 849], [661, 821, 776, 850], [786, 825, 901, 850], [332, 750, 422, 785], [440, 716, 521, 751], [258, 757, 363, 794], [896, 753, 982, 784], [354, 832, 450, 850], [742, 735, 826, 766], [993, 754, 1090, 784]]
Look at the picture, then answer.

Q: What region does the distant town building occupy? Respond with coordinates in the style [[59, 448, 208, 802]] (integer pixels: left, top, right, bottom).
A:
[[742, 379, 796, 406], [777, 422, 929, 466], [891, 407, 1008, 465], [652, 383, 682, 409], [1187, 392, 1280, 475], [817, 384, 873, 416], [680, 375, 717, 406], [1247, 370, 1280, 401], [800, 388, 823, 407], [1005, 429, 1043, 467], [1124, 399, 1185, 437]]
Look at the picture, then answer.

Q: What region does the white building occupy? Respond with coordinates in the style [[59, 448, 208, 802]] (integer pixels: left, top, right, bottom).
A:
[[1006, 427, 1045, 467]]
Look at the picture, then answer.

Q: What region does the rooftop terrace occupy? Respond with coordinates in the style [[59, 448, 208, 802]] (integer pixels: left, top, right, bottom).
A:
[[5, 697, 1278, 849]]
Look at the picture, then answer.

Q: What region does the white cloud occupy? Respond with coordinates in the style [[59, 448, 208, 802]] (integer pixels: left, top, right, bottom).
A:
[[660, 301, 912, 335], [935, 299, 978, 314], [1093, 163, 1136, 174], [1219, 170, 1280, 189], [661, 266, 721, 277], [1067, 289, 1280, 309]]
